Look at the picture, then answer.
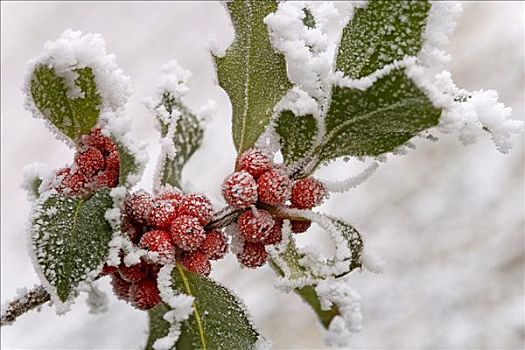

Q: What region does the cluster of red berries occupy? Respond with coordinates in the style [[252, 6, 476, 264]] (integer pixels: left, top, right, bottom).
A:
[[53, 128, 120, 195], [103, 187, 228, 310], [222, 148, 326, 268]]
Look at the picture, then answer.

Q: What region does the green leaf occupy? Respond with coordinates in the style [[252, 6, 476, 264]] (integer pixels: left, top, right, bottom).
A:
[[116, 142, 140, 187], [171, 264, 259, 349], [317, 68, 441, 162], [336, 0, 431, 79], [215, 0, 292, 154], [156, 92, 204, 190], [31, 189, 113, 302], [302, 7, 316, 29], [29, 65, 102, 141], [145, 303, 171, 350], [328, 216, 363, 273], [275, 110, 317, 165]]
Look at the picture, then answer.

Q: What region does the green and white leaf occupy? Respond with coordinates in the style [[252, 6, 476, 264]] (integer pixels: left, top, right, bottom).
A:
[[149, 264, 260, 350], [29, 65, 102, 142], [31, 189, 113, 304], [215, 0, 292, 154], [316, 68, 441, 163], [336, 0, 431, 79], [274, 110, 317, 165]]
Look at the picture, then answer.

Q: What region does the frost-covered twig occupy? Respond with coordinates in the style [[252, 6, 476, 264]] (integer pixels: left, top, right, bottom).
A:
[[0, 286, 50, 327]]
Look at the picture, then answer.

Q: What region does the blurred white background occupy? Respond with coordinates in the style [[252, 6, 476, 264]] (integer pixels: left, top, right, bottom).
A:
[[1, 1, 524, 349]]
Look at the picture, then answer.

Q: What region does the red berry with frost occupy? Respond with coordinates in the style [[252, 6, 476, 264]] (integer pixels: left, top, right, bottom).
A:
[[291, 177, 326, 209], [124, 191, 154, 226], [236, 148, 273, 178], [121, 215, 143, 243], [257, 169, 292, 206], [81, 128, 118, 155], [148, 199, 178, 229], [140, 229, 175, 261], [177, 194, 213, 226], [101, 263, 117, 276], [263, 220, 283, 245], [118, 261, 149, 283], [110, 274, 132, 301], [57, 168, 87, 194], [200, 230, 228, 260], [180, 250, 212, 276], [222, 171, 258, 209], [156, 187, 184, 205], [129, 278, 161, 310], [291, 220, 311, 233], [74, 146, 105, 177], [170, 215, 206, 251], [94, 169, 119, 188], [237, 242, 267, 268], [104, 150, 120, 174], [237, 209, 274, 243]]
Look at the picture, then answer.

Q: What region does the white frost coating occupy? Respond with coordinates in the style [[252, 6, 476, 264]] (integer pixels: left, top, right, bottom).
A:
[[316, 279, 362, 347], [255, 336, 272, 350], [154, 265, 195, 350], [21, 163, 53, 201], [23, 30, 131, 147], [418, 2, 462, 67], [85, 283, 109, 315], [156, 60, 192, 99], [360, 249, 385, 274], [321, 161, 379, 193]]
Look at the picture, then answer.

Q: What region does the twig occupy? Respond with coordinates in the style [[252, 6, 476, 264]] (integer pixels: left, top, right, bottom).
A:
[[1, 286, 50, 327]]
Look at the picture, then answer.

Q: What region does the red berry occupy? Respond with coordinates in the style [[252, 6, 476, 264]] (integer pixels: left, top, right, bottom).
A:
[[291, 220, 311, 233], [124, 191, 154, 226], [177, 194, 213, 226], [93, 169, 119, 188], [74, 146, 105, 177], [257, 169, 291, 206], [200, 230, 228, 260], [148, 199, 178, 229], [104, 150, 120, 174], [170, 215, 206, 251], [237, 209, 274, 243], [237, 242, 267, 268], [57, 167, 87, 194], [81, 128, 117, 155], [129, 278, 161, 310], [236, 148, 273, 178], [222, 171, 258, 209], [263, 220, 283, 245], [180, 250, 211, 276], [121, 215, 143, 243], [140, 229, 176, 261], [291, 177, 326, 209], [118, 261, 149, 283], [101, 263, 117, 276], [156, 187, 184, 205], [110, 274, 132, 301]]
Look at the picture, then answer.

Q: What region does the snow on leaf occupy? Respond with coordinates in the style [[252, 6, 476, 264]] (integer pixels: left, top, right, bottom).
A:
[[145, 303, 172, 350], [31, 189, 113, 304], [214, 0, 292, 154], [336, 0, 431, 79], [274, 110, 317, 165], [316, 68, 441, 163], [170, 264, 260, 350]]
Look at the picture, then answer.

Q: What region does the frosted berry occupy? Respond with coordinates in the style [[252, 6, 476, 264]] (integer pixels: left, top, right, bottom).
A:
[[170, 215, 206, 251], [124, 191, 154, 226], [237, 242, 267, 268], [81, 128, 117, 155], [291, 220, 311, 234], [101, 263, 117, 276], [180, 250, 211, 276], [110, 274, 132, 301], [121, 215, 143, 243], [156, 187, 184, 205], [237, 209, 274, 243], [129, 278, 161, 310], [104, 150, 120, 173], [93, 169, 119, 188], [222, 171, 258, 208], [57, 168, 87, 194], [236, 148, 273, 178], [257, 169, 291, 206], [177, 194, 213, 226], [200, 230, 228, 260], [148, 199, 178, 229], [118, 261, 149, 283], [291, 177, 326, 209], [140, 229, 175, 261], [74, 146, 105, 177], [263, 220, 283, 245]]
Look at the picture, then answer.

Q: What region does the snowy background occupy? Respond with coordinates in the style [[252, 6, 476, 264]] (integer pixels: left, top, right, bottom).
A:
[[1, 1, 523, 349]]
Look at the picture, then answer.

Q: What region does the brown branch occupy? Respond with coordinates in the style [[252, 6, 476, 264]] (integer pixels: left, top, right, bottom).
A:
[[1, 286, 50, 327]]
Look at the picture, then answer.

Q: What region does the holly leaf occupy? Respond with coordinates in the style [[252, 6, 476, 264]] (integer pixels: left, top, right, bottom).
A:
[[154, 264, 260, 349], [116, 142, 141, 187], [275, 110, 317, 165], [336, 0, 431, 79], [316, 68, 441, 162], [215, 0, 292, 154], [145, 303, 172, 350], [31, 189, 113, 302], [156, 92, 204, 190], [29, 65, 102, 141]]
